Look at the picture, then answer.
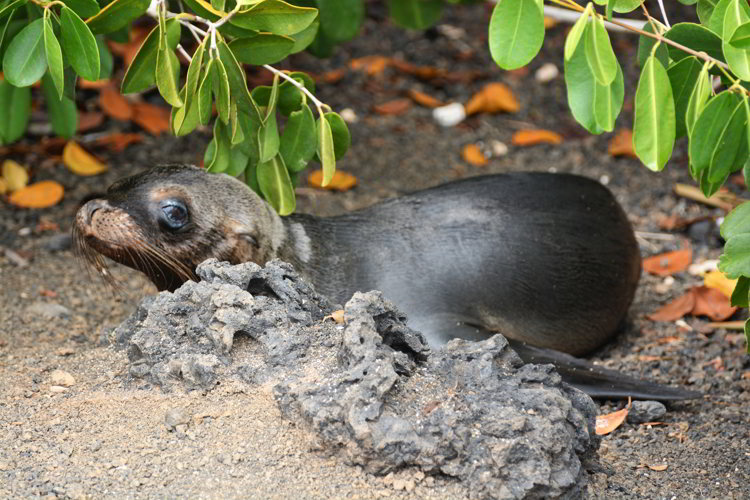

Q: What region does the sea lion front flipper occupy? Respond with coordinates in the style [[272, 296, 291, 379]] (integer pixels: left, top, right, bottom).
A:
[[507, 339, 702, 402]]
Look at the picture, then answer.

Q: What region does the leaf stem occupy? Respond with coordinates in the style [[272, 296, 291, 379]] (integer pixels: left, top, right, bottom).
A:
[[262, 64, 327, 111]]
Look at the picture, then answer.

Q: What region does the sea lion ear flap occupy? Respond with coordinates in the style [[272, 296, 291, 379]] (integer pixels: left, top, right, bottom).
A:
[[227, 220, 259, 248]]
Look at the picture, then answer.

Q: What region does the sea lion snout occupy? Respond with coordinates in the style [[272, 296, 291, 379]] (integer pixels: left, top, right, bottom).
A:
[[79, 198, 110, 227]]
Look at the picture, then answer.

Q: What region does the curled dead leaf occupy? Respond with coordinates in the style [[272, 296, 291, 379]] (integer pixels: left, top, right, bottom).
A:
[[2, 159, 29, 191], [349, 55, 391, 76], [642, 248, 692, 276], [77, 111, 106, 132], [608, 129, 637, 158], [645, 464, 669, 472], [8, 180, 64, 208], [63, 141, 108, 176], [512, 129, 563, 146], [324, 310, 345, 324], [92, 132, 143, 153], [78, 79, 111, 90], [692, 286, 737, 321], [373, 99, 412, 116], [320, 68, 347, 84], [462, 144, 488, 166], [407, 89, 444, 108], [98, 86, 133, 121], [308, 169, 357, 191], [131, 102, 171, 135], [647, 292, 695, 322], [465, 83, 519, 115], [596, 405, 630, 435]]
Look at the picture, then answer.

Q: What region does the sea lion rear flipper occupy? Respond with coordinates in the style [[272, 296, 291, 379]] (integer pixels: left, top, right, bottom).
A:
[[506, 339, 702, 402]]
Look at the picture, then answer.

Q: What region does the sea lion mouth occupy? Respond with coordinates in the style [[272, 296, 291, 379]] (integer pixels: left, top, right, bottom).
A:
[[73, 199, 196, 291]]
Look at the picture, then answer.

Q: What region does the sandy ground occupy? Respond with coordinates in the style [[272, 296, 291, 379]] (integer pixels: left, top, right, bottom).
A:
[[1, 3, 749, 499]]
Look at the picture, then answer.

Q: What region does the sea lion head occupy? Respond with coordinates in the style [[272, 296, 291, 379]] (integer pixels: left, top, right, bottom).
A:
[[74, 164, 284, 291]]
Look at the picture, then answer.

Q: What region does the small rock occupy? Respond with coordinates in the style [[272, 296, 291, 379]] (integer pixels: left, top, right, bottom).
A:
[[49, 386, 68, 393], [491, 140, 508, 157], [43, 234, 72, 252], [50, 370, 76, 387], [627, 400, 667, 424], [535, 63, 559, 83], [164, 408, 192, 431], [654, 276, 675, 294], [432, 102, 466, 127], [339, 108, 358, 123], [25, 302, 71, 320]]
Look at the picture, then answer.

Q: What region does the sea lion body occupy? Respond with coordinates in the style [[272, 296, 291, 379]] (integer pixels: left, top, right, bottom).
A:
[[75, 165, 696, 400]]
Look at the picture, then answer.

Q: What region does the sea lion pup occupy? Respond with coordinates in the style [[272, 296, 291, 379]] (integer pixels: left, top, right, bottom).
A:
[[74, 165, 699, 401]]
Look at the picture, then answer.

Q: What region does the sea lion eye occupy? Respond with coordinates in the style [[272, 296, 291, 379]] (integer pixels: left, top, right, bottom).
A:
[[159, 200, 189, 230]]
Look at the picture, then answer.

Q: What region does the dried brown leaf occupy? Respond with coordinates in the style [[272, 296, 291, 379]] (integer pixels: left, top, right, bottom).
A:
[[373, 99, 412, 116], [642, 248, 692, 276], [462, 144, 488, 166], [407, 89, 444, 108], [647, 291, 696, 322], [465, 83, 519, 115], [98, 86, 133, 121], [8, 181, 64, 208], [308, 169, 357, 191], [512, 129, 563, 146], [608, 129, 637, 158]]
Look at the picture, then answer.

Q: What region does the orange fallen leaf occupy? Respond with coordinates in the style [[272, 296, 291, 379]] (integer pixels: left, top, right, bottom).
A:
[[8, 180, 64, 208], [308, 169, 357, 191], [462, 144, 488, 166], [78, 79, 111, 90], [703, 270, 737, 298], [92, 132, 143, 153], [543, 16, 558, 29], [596, 401, 631, 436], [320, 68, 347, 84], [77, 111, 105, 132], [647, 292, 696, 322], [692, 286, 737, 321], [642, 248, 692, 276], [131, 102, 171, 135], [373, 99, 412, 116], [39, 288, 58, 298], [63, 141, 108, 176], [349, 55, 391, 76], [0, 178, 6, 194], [608, 129, 637, 158], [35, 220, 59, 232], [512, 129, 563, 146], [645, 464, 668, 472], [465, 82, 519, 115], [2, 159, 29, 191], [407, 89, 444, 108], [98, 85, 133, 120], [638, 355, 663, 362], [108, 26, 151, 66], [324, 310, 345, 323]]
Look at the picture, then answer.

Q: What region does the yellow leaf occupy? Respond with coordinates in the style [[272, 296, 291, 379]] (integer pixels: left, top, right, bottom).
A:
[[8, 180, 64, 208], [308, 169, 358, 191], [704, 270, 738, 299], [465, 83, 519, 115], [0, 177, 7, 194], [2, 159, 30, 191], [63, 141, 108, 176]]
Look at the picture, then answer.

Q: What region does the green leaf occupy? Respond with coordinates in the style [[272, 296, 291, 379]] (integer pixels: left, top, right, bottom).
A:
[[245, 161, 260, 194], [719, 232, 750, 278], [0, 11, 20, 69], [722, 0, 750, 80], [257, 154, 296, 215], [230, 0, 318, 36], [729, 20, 750, 48], [225, 147, 250, 177], [593, 62, 624, 132], [323, 111, 350, 160], [744, 319, 750, 353], [317, 0, 363, 42], [689, 91, 742, 179], [317, 114, 335, 186], [172, 39, 205, 136], [2, 18, 46, 87], [731, 275, 750, 306], [228, 33, 295, 65], [280, 103, 316, 172], [665, 22, 724, 63], [633, 55, 676, 171], [564, 36, 604, 134], [685, 62, 712, 140], [707, 95, 747, 183], [121, 20, 180, 94], [564, 5, 590, 61], [288, 18, 318, 54], [699, 163, 728, 196], [388, 0, 442, 30], [258, 109, 280, 163], [96, 35, 113, 79], [608, 0, 641, 13], [205, 119, 232, 173], [278, 80, 303, 116], [217, 39, 255, 110], [236, 107, 261, 163], [41, 72, 77, 138], [637, 20, 668, 68], [214, 57, 230, 124], [708, 0, 734, 35], [0, 0, 25, 22], [43, 13, 64, 100], [667, 56, 703, 139], [62, 0, 100, 18], [198, 58, 214, 126], [86, 0, 151, 35], [585, 14, 617, 85], [698, 0, 718, 25], [488, 0, 544, 70], [0, 78, 30, 144], [61, 6, 100, 81], [155, 14, 182, 108], [721, 199, 750, 239]]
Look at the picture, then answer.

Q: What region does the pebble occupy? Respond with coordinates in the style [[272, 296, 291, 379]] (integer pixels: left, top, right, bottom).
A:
[[50, 370, 76, 387], [164, 408, 192, 431], [432, 103, 466, 127], [25, 302, 71, 320], [491, 140, 509, 157], [43, 234, 73, 252], [627, 400, 667, 424], [50, 386, 69, 393], [535, 63, 559, 83], [339, 108, 358, 123]]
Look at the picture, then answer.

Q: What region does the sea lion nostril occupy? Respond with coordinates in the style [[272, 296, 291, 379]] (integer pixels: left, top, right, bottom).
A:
[[82, 199, 108, 225]]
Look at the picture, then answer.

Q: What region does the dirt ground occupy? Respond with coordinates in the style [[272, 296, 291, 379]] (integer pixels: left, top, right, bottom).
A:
[[1, 3, 749, 499]]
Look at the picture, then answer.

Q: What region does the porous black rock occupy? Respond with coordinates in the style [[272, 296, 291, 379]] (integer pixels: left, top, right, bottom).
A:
[[115, 259, 599, 499]]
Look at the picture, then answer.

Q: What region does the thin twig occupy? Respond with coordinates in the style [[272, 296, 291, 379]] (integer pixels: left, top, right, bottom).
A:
[[262, 64, 326, 110]]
